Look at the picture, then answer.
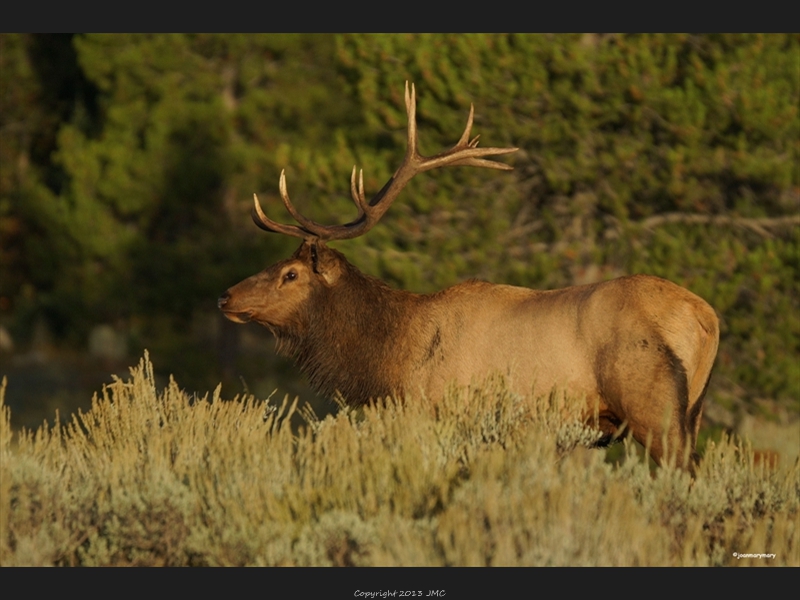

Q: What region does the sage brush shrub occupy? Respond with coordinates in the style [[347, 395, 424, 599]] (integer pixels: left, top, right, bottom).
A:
[[2, 356, 798, 566]]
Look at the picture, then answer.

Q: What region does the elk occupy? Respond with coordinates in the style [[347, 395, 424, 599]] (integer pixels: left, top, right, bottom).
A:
[[218, 83, 719, 468]]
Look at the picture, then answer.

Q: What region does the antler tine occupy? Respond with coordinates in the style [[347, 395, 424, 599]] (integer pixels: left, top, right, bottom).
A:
[[415, 100, 517, 173], [278, 170, 314, 230], [252, 193, 310, 239], [252, 170, 352, 241], [278, 170, 350, 239], [442, 150, 518, 171], [415, 144, 519, 173], [350, 166, 368, 215], [404, 81, 420, 164], [456, 104, 475, 148]]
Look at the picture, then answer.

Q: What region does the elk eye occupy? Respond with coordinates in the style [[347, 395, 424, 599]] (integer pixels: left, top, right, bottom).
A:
[[283, 270, 297, 283]]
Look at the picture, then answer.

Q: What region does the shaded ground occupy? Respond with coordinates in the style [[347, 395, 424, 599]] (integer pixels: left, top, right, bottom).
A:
[[1, 351, 134, 430], [0, 344, 334, 432]]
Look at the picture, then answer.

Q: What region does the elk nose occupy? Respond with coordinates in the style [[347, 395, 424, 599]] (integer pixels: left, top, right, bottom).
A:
[[217, 292, 230, 310]]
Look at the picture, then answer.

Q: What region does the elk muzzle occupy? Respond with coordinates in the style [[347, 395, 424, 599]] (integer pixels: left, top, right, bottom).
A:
[[217, 291, 253, 323]]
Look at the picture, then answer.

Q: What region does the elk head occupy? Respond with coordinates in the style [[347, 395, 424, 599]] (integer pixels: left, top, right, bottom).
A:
[[218, 82, 517, 340]]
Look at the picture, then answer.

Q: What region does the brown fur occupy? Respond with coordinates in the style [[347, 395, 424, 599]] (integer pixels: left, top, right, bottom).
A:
[[219, 242, 720, 469]]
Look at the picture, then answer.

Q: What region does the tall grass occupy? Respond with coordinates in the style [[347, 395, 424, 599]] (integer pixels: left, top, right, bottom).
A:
[[1, 354, 797, 566]]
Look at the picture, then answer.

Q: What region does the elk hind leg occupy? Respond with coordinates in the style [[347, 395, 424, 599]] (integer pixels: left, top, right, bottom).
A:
[[625, 344, 696, 470]]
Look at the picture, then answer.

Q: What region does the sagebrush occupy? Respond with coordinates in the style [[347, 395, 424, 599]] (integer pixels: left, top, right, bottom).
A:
[[1, 354, 797, 566]]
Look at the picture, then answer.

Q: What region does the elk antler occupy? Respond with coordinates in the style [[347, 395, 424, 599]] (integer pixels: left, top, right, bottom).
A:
[[252, 82, 519, 242]]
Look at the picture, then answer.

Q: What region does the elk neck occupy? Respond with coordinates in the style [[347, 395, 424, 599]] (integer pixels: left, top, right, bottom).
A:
[[281, 248, 431, 404]]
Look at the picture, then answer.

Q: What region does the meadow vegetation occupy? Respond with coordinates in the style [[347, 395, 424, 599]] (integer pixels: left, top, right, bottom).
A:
[[2, 354, 797, 566]]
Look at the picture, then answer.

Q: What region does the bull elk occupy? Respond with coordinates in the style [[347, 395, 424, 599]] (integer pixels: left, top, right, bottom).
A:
[[218, 83, 720, 469]]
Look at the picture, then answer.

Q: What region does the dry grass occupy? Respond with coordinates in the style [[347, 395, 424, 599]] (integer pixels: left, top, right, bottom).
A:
[[1, 354, 798, 566]]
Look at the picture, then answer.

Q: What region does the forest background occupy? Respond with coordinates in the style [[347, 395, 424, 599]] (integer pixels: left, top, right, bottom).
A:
[[0, 34, 798, 450]]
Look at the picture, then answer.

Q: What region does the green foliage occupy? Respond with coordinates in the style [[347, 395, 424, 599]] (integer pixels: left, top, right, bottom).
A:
[[3, 34, 355, 328], [2, 34, 798, 416], [329, 34, 797, 282], [2, 357, 798, 566]]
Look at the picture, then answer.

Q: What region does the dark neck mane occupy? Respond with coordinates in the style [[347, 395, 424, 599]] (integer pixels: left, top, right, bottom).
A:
[[276, 261, 420, 404]]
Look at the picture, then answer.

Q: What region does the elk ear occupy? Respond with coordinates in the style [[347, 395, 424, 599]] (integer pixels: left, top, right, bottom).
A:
[[311, 243, 343, 285]]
